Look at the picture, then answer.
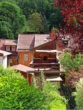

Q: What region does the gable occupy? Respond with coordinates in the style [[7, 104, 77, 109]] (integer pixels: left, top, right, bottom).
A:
[[17, 34, 52, 51], [17, 34, 35, 51]]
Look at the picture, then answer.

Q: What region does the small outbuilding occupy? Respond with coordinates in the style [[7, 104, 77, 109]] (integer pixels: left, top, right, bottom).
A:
[[10, 64, 34, 85]]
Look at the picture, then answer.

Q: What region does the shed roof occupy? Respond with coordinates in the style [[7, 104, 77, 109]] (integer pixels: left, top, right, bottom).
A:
[[0, 50, 11, 56], [10, 64, 34, 73]]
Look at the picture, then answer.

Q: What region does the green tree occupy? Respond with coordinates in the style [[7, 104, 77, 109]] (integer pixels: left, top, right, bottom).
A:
[[49, 7, 65, 29], [43, 82, 67, 110], [17, 0, 37, 19], [32, 75, 37, 88], [0, 66, 47, 109], [73, 78, 83, 109], [39, 71, 45, 90], [0, 2, 26, 39], [60, 52, 83, 73], [28, 12, 44, 33]]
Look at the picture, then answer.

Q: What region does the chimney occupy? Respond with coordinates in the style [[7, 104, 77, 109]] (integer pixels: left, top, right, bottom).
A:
[[50, 27, 55, 40]]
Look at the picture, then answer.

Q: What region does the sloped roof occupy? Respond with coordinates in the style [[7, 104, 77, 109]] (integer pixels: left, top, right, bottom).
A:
[[5, 40, 17, 46], [34, 34, 52, 47], [17, 34, 35, 51], [10, 64, 34, 73], [0, 39, 17, 51], [0, 50, 11, 56], [0, 39, 6, 50], [17, 34, 52, 51]]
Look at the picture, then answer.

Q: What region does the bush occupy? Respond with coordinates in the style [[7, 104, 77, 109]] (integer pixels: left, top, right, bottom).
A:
[[43, 82, 67, 110], [60, 52, 83, 73], [73, 78, 83, 110], [0, 66, 47, 109]]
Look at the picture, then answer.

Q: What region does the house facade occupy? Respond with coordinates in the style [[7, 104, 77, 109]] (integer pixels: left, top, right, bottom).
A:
[[0, 29, 67, 68], [0, 39, 18, 66]]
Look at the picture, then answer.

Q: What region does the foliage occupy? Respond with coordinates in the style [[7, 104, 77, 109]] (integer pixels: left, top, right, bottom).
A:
[[48, 7, 65, 29], [28, 12, 44, 33], [32, 74, 37, 88], [73, 78, 83, 109], [17, 0, 37, 19], [0, 0, 65, 35], [39, 71, 45, 90], [60, 52, 83, 73], [54, 27, 58, 33], [54, 0, 83, 24], [0, 2, 26, 39], [50, 99, 66, 110], [0, 66, 47, 109], [43, 82, 67, 110]]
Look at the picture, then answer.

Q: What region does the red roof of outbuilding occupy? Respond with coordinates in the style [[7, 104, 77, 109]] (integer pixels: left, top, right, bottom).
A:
[[10, 64, 34, 73]]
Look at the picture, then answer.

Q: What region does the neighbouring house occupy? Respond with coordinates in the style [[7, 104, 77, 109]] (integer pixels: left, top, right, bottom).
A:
[[0, 50, 11, 68], [0, 29, 67, 83], [0, 39, 18, 66]]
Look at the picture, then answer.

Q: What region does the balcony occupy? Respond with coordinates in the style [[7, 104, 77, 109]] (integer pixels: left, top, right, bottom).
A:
[[30, 58, 60, 69]]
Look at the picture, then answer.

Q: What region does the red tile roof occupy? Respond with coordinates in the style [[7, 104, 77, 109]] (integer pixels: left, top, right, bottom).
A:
[[17, 34, 52, 51], [5, 40, 17, 46], [34, 34, 52, 47], [0, 39, 17, 50], [17, 34, 35, 51], [10, 64, 34, 73], [0, 39, 6, 50]]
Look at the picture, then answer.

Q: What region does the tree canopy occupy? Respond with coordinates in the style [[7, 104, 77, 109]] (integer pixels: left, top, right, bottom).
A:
[[0, 0, 65, 38], [28, 12, 44, 33], [0, 2, 26, 39]]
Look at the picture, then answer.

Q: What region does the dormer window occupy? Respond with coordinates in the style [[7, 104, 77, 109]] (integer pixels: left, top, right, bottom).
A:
[[6, 46, 10, 51], [12, 46, 16, 51]]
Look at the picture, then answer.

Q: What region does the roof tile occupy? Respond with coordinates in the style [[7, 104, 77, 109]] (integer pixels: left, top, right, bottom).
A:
[[17, 34, 35, 51]]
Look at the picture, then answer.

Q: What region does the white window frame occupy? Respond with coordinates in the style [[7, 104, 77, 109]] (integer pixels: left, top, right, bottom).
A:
[[24, 54, 28, 61], [12, 46, 16, 51], [6, 46, 10, 51]]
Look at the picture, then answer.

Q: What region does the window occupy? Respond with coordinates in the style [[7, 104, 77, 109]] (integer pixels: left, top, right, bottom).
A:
[[24, 54, 28, 61], [9, 59, 12, 66], [43, 56, 47, 61], [6, 46, 10, 51], [12, 46, 16, 51]]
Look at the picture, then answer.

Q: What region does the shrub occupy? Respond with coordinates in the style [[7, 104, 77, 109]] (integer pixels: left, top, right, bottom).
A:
[[60, 52, 83, 73], [0, 66, 47, 109], [43, 82, 67, 110], [73, 78, 83, 110]]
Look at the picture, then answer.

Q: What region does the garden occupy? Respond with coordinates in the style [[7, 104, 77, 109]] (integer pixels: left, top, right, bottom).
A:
[[0, 66, 67, 109]]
